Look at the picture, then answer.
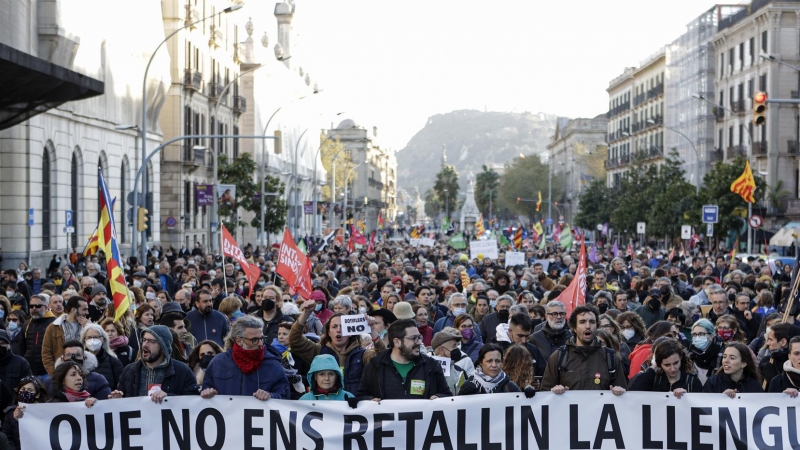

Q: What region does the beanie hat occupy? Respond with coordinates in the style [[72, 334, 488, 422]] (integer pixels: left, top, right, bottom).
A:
[[0, 330, 10, 345], [693, 318, 715, 335], [91, 285, 107, 296], [141, 325, 173, 358], [431, 327, 461, 350]]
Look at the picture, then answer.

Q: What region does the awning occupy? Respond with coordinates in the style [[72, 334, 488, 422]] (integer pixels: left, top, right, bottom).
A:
[[769, 222, 800, 247], [0, 43, 104, 131]]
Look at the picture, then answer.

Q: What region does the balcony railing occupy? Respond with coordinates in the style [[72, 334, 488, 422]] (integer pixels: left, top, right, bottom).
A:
[[208, 24, 223, 48], [207, 82, 223, 99], [183, 144, 205, 165], [183, 69, 202, 91], [647, 84, 664, 100], [753, 141, 768, 155], [789, 140, 799, 155], [709, 148, 724, 162], [633, 93, 646, 107], [606, 101, 631, 118], [714, 107, 725, 122], [731, 99, 746, 114], [727, 145, 747, 159], [233, 96, 246, 114]]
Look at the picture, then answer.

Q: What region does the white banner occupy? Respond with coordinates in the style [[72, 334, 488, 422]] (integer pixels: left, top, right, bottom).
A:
[[410, 238, 421, 247], [505, 251, 525, 267], [470, 239, 498, 261], [421, 237, 436, 247], [20, 392, 799, 449]]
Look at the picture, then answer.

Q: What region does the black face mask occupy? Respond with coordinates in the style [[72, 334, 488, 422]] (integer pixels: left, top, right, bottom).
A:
[[0, 346, 8, 358], [84, 287, 93, 296], [598, 303, 609, 314], [497, 310, 510, 323], [405, 283, 415, 292], [530, 318, 543, 329], [648, 298, 661, 310], [262, 299, 276, 312], [199, 354, 214, 369], [449, 348, 463, 362]]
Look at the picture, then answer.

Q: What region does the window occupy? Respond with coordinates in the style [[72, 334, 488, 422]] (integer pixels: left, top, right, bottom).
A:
[[762, 31, 768, 53], [749, 123, 754, 144], [184, 181, 191, 216], [720, 53, 725, 79], [42, 150, 51, 250], [759, 74, 767, 91], [718, 129, 723, 149], [748, 79, 754, 98], [71, 154, 78, 248], [749, 37, 754, 65], [729, 48, 734, 73], [728, 127, 734, 149], [719, 90, 724, 107], [738, 124, 743, 146], [233, 125, 239, 159], [739, 42, 744, 66]]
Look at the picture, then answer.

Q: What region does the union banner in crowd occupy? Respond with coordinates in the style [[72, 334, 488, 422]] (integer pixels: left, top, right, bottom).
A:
[[20, 392, 800, 449]]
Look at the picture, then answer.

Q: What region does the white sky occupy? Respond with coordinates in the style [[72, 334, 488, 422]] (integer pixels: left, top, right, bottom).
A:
[[245, 0, 726, 150]]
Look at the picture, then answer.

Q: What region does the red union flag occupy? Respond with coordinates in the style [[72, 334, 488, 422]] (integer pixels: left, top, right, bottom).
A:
[[277, 228, 313, 298], [221, 225, 260, 291], [555, 235, 587, 316]]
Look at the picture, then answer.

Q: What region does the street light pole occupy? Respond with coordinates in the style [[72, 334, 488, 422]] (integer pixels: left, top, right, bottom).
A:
[[342, 162, 364, 227], [292, 128, 310, 237], [138, 4, 243, 259]]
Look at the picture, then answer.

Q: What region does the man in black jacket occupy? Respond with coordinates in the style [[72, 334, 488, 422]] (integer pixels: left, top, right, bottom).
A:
[[531, 300, 572, 359], [497, 313, 547, 377], [109, 325, 200, 403], [0, 330, 30, 390], [355, 319, 451, 402], [13, 294, 56, 380]]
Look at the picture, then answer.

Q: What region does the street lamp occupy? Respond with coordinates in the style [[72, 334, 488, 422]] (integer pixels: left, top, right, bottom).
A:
[[136, 4, 243, 258], [342, 162, 364, 226], [646, 118, 700, 194], [443, 188, 449, 224]]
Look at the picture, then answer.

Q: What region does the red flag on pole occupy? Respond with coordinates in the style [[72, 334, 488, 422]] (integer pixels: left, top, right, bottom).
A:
[[351, 225, 367, 245], [276, 227, 313, 298], [367, 231, 376, 253], [555, 236, 587, 317], [221, 225, 261, 292]]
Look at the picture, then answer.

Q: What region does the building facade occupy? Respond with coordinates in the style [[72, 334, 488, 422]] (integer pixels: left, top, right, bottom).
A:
[[547, 115, 608, 224], [711, 0, 800, 221], [0, 0, 167, 270]]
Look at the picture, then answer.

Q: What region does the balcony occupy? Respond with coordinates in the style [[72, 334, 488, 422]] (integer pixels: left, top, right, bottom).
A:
[[207, 82, 223, 99], [184, 4, 200, 29], [183, 69, 202, 91], [233, 96, 246, 114], [753, 141, 768, 156], [647, 84, 664, 100], [606, 101, 631, 119], [713, 107, 724, 122], [709, 148, 724, 162], [183, 144, 205, 166], [208, 24, 223, 49], [789, 140, 799, 155], [633, 93, 646, 107], [731, 99, 746, 114], [368, 178, 385, 189], [792, 91, 800, 99], [727, 145, 747, 159]]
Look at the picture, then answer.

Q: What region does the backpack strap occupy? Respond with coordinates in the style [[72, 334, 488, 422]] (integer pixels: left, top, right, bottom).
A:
[[604, 347, 617, 378], [556, 346, 569, 381], [685, 373, 697, 392]]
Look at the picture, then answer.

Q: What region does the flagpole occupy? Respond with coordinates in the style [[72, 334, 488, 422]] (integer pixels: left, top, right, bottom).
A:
[[221, 226, 227, 292]]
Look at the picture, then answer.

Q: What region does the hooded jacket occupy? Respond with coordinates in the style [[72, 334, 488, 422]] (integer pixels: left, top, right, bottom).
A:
[[202, 345, 290, 399], [767, 360, 800, 393], [540, 338, 628, 391], [627, 342, 653, 379], [13, 310, 56, 376], [299, 354, 353, 401], [531, 323, 572, 359]]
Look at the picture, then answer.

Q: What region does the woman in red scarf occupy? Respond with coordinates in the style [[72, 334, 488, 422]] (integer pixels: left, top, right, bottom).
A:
[[13, 361, 96, 421]]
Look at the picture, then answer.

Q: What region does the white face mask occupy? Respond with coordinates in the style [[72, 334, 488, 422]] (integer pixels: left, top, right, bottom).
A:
[[145, 292, 156, 300], [622, 329, 635, 340], [358, 307, 367, 314], [133, 280, 142, 289], [4, 291, 13, 298], [154, 264, 160, 270], [85, 338, 103, 352]]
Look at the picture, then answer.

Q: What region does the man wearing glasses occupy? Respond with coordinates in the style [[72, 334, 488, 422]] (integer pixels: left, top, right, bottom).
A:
[[42, 295, 88, 378], [111, 325, 200, 403], [201, 315, 289, 401], [354, 319, 451, 403], [14, 293, 55, 381], [531, 301, 572, 359]]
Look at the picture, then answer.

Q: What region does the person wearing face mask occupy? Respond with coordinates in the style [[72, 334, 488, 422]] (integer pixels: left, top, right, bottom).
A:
[[86, 285, 110, 323], [4, 376, 48, 449], [272, 323, 309, 399], [479, 295, 514, 344], [634, 288, 667, 329], [531, 301, 573, 359], [45, 341, 111, 401], [252, 286, 294, 347], [431, 327, 475, 396], [130, 272, 148, 291], [688, 318, 724, 384], [80, 324, 123, 389], [434, 293, 474, 335], [593, 291, 613, 315], [187, 340, 224, 386]]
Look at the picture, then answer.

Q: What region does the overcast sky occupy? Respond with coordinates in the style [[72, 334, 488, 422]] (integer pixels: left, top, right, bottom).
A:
[[248, 0, 725, 150]]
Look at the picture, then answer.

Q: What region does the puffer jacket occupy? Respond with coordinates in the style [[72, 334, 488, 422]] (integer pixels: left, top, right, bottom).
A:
[[531, 323, 572, 359], [13, 311, 56, 376], [356, 351, 453, 401], [92, 350, 124, 391], [202, 345, 290, 399], [540, 338, 628, 391], [299, 354, 353, 401]]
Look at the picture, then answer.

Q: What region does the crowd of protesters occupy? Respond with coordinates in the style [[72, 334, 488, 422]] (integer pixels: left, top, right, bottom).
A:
[[1, 236, 799, 448]]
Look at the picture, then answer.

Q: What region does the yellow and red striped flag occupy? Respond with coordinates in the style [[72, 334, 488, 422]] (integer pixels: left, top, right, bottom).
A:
[[476, 214, 485, 236], [513, 225, 523, 249], [730, 161, 756, 203], [96, 168, 131, 322], [83, 228, 99, 257]]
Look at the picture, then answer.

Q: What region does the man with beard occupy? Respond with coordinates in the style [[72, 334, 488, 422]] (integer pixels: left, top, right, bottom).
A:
[[531, 301, 572, 359], [253, 286, 293, 346], [86, 285, 110, 322], [42, 295, 89, 378], [110, 325, 200, 402], [185, 289, 229, 347], [541, 304, 628, 394], [354, 319, 452, 402]]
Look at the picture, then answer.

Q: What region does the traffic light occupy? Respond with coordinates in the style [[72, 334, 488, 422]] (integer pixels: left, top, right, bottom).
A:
[[753, 92, 767, 125], [137, 207, 149, 231], [517, 197, 521, 204]]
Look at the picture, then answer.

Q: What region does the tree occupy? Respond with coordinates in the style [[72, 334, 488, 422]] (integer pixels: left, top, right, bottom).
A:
[[319, 133, 355, 204], [218, 153, 287, 239], [433, 165, 459, 221], [498, 155, 564, 221], [647, 150, 698, 239], [474, 165, 500, 216], [574, 179, 614, 230], [766, 179, 792, 213], [610, 155, 659, 235], [423, 188, 442, 219]]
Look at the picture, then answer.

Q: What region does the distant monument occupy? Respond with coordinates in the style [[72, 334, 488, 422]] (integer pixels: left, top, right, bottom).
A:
[[460, 172, 480, 234]]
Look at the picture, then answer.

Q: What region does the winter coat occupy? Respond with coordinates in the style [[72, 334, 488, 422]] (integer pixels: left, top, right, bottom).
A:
[[356, 351, 452, 401], [92, 350, 124, 391], [117, 359, 200, 398], [288, 320, 384, 394], [13, 311, 56, 376], [607, 269, 631, 290], [702, 372, 763, 393], [0, 350, 30, 392], [759, 348, 788, 391], [299, 354, 354, 401], [627, 343, 653, 379], [250, 309, 294, 347], [767, 364, 800, 393], [634, 305, 666, 329], [441, 353, 474, 396], [629, 367, 703, 392], [531, 323, 572, 359], [540, 339, 628, 391], [462, 337, 483, 362], [479, 312, 502, 344], [458, 373, 520, 395], [202, 346, 290, 399], [624, 332, 644, 349], [3, 406, 20, 450], [42, 314, 81, 377], [185, 309, 230, 347], [496, 341, 547, 377], [418, 324, 434, 348]]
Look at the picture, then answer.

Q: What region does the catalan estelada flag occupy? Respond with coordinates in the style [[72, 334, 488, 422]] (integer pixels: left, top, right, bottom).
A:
[[476, 213, 485, 236], [513, 226, 523, 249], [730, 161, 756, 203], [96, 168, 130, 322]]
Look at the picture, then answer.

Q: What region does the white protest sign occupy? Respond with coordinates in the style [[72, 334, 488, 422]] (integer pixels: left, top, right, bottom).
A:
[[421, 237, 435, 247], [469, 239, 498, 261], [410, 238, 421, 247], [341, 314, 371, 336], [534, 259, 550, 272], [505, 251, 525, 267], [431, 355, 451, 376]]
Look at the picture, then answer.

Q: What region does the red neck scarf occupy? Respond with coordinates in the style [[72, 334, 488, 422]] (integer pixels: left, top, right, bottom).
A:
[[63, 387, 90, 402], [231, 343, 264, 375]]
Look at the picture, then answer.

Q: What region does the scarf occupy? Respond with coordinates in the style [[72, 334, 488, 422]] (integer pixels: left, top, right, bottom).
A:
[[472, 366, 508, 393], [63, 387, 90, 402], [109, 335, 129, 351], [231, 343, 265, 375], [315, 384, 341, 395], [783, 360, 800, 387]]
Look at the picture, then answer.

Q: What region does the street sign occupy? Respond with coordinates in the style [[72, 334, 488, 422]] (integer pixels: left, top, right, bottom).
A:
[[165, 216, 177, 229], [706, 223, 714, 237], [211, 222, 218, 233], [63, 226, 75, 234], [28, 208, 34, 227], [545, 218, 553, 226], [65, 210, 73, 227], [702, 205, 718, 224], [637, 222, 646, 234], [681, 225, 692, 240], [748, 215, 763, 229], [559, 215, 564, 221], [596, 224, 604, 231]]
